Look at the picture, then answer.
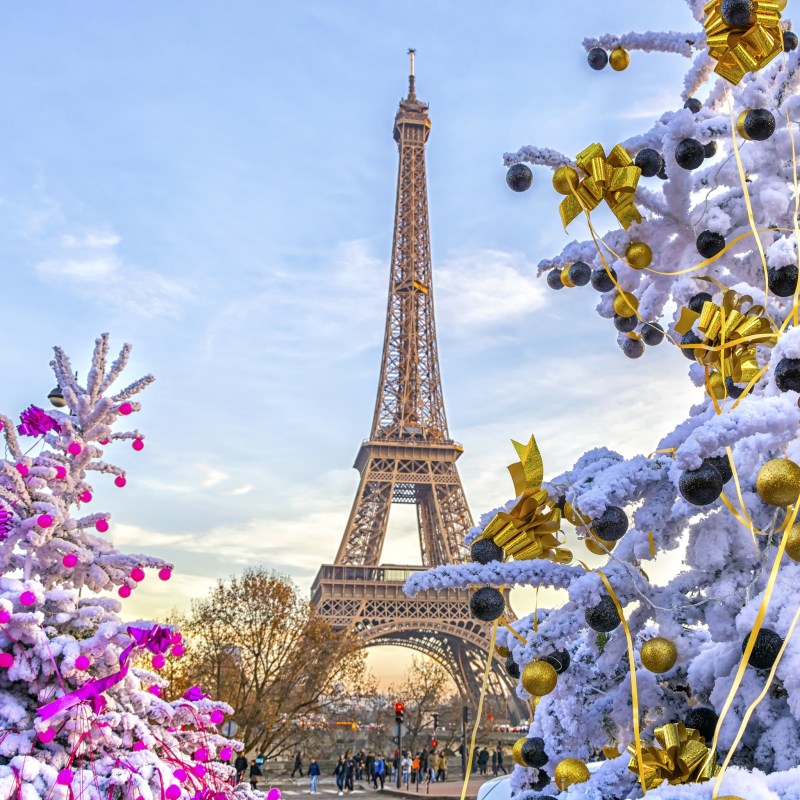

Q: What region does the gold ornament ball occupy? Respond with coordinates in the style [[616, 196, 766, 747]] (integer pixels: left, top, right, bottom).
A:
[[552, 166, 579, 195], [560, 265, 575, 287], [521, 659, 558, 697], [736, 110, 751, 140], [609, 47, 630, 71], [777, 0, 787, 10], [512, 738, 527, 767], [626, 241, 652, 270], [554, 758, 590, 790], [495, 644, 511, 659], [613, 291, 639, 318], [785, 523, 800, 562], [640, 636, 678, 673], [756, 458, 800, 507]]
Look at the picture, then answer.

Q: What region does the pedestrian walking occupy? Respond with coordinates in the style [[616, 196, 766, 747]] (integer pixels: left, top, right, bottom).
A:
[[477, 747, 489, 775], [334, 755, 346, 796], [496, 744, 507, 775], [234, 754, 248, 784], [249, 759, 262, 790], [292, 752, 304, 778], [345, 754, 355, 793], [374, 755, 386, 790], [411, 753, 421, 785], [431, 752, 440, 782], [308, 757, 321, 794], [437, 753, 447, 782], [491, 748, 498, 777], [401, 753, 412, 787]]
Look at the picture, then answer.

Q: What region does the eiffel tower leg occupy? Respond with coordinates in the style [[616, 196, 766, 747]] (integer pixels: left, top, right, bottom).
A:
[[335, 467, 393, 566]]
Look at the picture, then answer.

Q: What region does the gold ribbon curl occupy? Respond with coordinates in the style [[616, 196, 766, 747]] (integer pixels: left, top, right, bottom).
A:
[[556, 143, 642, 230], [627, 723, 719, 791], [703, 0, 783, 85], [479, 436, 572, 563], [674, 289, 777, 389]]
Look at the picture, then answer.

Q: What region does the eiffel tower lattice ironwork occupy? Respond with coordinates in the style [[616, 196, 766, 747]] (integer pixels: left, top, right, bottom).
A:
[[311, 52, 523, 721]]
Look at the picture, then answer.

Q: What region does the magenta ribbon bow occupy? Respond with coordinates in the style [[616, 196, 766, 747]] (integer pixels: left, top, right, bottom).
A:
[[37, 624, 180, 721], [18, 406, 60, 437]]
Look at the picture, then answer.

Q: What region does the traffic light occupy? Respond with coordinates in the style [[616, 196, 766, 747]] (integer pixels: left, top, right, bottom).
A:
[[395, 701, 405, 723], [431, 738, 438, 749]]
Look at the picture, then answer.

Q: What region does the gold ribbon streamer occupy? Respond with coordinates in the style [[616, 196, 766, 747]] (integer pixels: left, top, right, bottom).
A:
[[480, 436, 572, 564], [501, 618, 528, 646], [703, 0, 783, 85], [556, 143, 642, 229], [628, 723, 719, 790]]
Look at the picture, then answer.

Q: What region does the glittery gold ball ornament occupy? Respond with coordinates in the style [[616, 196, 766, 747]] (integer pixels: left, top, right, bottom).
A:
[[626, 242, 652, 270], [552, 166, 579, 195], [521, 659, 558, 696], [495, 644, 511, 658], [756, 458, 800, 506], [640, 636, 678, 673], [554, 758, 590, 790], [613, 291, 639, 318], [785, 522, 800, 562], [777, 0, 787, 8], [560, 265, 575, 288], [512, 738, 526, 767], [609, 47, 630, 71]]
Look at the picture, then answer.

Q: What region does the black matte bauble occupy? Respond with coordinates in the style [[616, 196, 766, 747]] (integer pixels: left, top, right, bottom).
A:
[[593, 505, 629, 541], [506, 163, 533, 192], [471, 538, 504, 565], [531, 770, 551, 792], [590, 266, 617, 292], [725, 377, 744, 399], [622, 338, 645, 359], [784, 31, 799, 52], [685, 707, 718, 744], [505, 656, 520, 679], [679, 462, 723, 506], [657, 164, 668, 180], [614, 314, 637, 333], [546, 269, 565, 290], [721, 0, 753, 27], [521, 737, 548, 768], [684, 97, 702, 114], [696, 230, 726, 259], [585, 594, 621, 633], [704, 141, 717, 158], [569, 261, 591, 287], [587, 47, 608, 70], [635, 148, 663, 178], [705, 454, 733, 485], [688, 292, 713, 313], [541, 649, 570, 674], [743, 108, 776, 141], [742, 627, 783, 670], [470, 587, 505, 622], [775, 357, 800, 393], [641, 322, 665, 346], [675, 139, 705, 170], [680, 331, 702, 360], [768, 265, 798, 297]]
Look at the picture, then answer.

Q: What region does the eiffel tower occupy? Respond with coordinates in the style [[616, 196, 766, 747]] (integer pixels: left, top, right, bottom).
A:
[[311, 52, 521, 720]]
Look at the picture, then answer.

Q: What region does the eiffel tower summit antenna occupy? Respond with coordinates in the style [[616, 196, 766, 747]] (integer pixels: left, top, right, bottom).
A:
[[310, 54, 524, 719]]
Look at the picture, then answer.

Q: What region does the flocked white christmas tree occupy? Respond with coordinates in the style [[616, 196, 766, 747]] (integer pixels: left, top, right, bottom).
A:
[[406, 0, 800, 798], [0, 334, 250, 800]]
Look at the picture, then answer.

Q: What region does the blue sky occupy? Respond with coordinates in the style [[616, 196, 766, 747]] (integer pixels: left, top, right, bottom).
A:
[[0, 2, 705, 681]]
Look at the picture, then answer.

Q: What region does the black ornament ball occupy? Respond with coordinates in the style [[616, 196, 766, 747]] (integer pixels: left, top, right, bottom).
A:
[[685, 707, 719, 744], [768, 265, 798, 297], [725, 377, 745, 399], [614, 314, 637, 333], [679, 462, 723, 506], [696, 230, 726, 259], [742, 627, 783, 670], [593, 506, 629, 541], [521, 737, 549, 768], [680, 331, 702, 360], [585, 594, 621, 633], [684, 97, 702, 114], [657, 164, 668, 180], [641, 322, 665, 346], [622, 338, 646, 359], [675, 138, 705, 170], [471, 538, 504, 565], [704, 141, 718, 158], [587, 47, 608, 70], [506, 163, 533, 192], [744, 108, 776, 141], [775, 357, 800, 393], [505, 656, 521, 679], [721, 0, 753, 27], [470, 587, 505, 622], [531, 770, 551, 792], [569, 261, 592, 287], [705, 454, 733, 485], [784, 31, 799, 52], [590, 266, 617, 292], [546, 269, 565, 291], [541, 649, 570, 674], [688, 291, 713, 313], [635, 148, 663, 178], [555, 495, 567, 513]]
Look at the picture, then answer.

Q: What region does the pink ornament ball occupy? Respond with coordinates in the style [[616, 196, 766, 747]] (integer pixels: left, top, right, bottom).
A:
[[165, 785, 181, 800], [119, 402, 133, 416], [210, 709, 225, 724], [95, 519, 109, 533], [267, 788, 282, 800], [118, 585, 131, 599], [0, 610, 10, 624], [68, 442, 81, 455], [132, 438, 144, 451], [38, 728, 55, 743], [158, 567, 172, 581], [75, 655, 90, 670], [99, 439, 110, 445], [173, 769, 188, 782], [16, 463, 28, 476], [220, 747, 233, 761], [62, 554, 78, 568], [37, 514, 53, 528], [194, 748, 209, 762], [79, 491, 92, 503], [0, 653, 13, 668], [171, 644, 185, 658], [19, 591, 36, 607], [152, 654, 165, 670], [56, 769, 73, 786], [214, 793, 228, 800], [192, 764, 206, 778], [114, 475, 127, 488], [130, 567, 146, 582], [148, 685, 162, 696], [133, 741, 146, 751], [55, 466, 67, 479]]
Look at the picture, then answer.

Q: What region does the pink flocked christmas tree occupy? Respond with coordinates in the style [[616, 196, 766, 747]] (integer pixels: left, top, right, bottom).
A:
[[0, 334, 250, 800]]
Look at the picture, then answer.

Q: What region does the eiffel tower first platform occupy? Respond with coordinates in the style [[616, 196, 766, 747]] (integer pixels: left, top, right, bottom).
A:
[[311, 53, 522, 721]]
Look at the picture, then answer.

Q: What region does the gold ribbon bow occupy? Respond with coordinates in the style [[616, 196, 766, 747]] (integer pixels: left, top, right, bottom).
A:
[[556, 143, 642, 230], [479, 436, 572, 563], [627, 723, 719, 790], [675, 288, 777, 385], [703, 0, 783, 85]]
